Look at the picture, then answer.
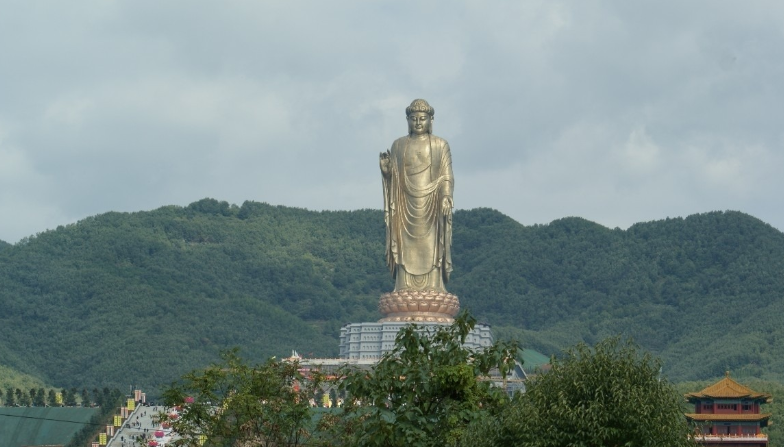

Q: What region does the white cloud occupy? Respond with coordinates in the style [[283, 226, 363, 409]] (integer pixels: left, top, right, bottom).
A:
[[1, 1, 784, 242], [0, 138, 36, 184], [44, 95, 94, 127], [0, 125, 68, 242], [622, 127, 661, 172], [680, 137, 776, 197]]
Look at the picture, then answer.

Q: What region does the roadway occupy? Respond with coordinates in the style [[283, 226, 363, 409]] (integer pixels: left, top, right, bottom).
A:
[[106, 404, 175, 447]]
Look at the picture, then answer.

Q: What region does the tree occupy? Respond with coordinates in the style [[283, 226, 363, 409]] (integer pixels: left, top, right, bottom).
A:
[[101, 387, 111, 406], [336, 311, 519, 447], [34, 388, 46, 407], [64, 387, 77, 406], [465, 337, 695, 447], [161, 348, 322, 447], [16, 388, 30, 406], [47, 389, 58, 407], [5, 387, 15, 406]]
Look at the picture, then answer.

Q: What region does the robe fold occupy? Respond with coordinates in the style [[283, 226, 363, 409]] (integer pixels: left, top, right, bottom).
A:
[[382, 134, 453, 291]]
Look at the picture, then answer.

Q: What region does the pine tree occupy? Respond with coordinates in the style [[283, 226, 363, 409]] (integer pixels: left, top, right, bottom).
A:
[[47, 389, 58, 407], [34, 388, 46, 407]]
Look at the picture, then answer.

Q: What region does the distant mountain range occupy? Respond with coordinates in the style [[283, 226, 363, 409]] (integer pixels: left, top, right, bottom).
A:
[[1, 198, 783, 396]]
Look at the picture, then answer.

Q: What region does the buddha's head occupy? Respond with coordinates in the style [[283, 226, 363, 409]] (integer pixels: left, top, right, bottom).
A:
[[406, 99, 434, 136]]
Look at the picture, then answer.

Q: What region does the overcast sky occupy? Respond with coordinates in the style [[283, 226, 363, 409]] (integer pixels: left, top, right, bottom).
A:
[[1, 1, 783, 243]]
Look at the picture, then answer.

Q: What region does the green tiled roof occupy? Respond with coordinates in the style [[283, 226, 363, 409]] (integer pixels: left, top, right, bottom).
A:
[[520, 348, 550, 370]]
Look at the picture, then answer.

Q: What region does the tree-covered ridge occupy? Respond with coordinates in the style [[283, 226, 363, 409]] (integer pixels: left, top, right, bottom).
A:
[[451, 210, 784, 382], [1, 199, 783, 395], [0, 199, 386, 395]]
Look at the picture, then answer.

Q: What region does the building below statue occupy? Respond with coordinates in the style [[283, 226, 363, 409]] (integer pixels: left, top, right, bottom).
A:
[[339, 320, 494, 360], [339, 278, 492, 360]]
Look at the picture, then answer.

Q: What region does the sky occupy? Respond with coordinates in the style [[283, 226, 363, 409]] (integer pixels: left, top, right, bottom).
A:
[[1, 1, 783, 243]]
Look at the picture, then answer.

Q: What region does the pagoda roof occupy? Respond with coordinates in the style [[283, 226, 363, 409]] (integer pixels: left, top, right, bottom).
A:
[[685, 413, 772, 422], [685, 373, 772, 401]]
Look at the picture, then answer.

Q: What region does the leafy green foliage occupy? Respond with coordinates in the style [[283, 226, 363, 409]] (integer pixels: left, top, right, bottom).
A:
[[465, 337, 695, 447], [162, 349, 322, 447], [337, 312, 518, 447]]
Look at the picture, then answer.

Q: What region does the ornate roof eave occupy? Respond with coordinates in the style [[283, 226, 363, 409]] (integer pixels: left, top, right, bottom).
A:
[[685, 413, 772, 422], [685, 392, 772, 402], [684, 373, 772, 401]]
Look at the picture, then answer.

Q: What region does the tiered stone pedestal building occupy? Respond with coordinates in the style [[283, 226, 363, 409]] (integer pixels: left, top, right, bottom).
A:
[[339, 320, 494, 360], [338, 289, 493, 360]]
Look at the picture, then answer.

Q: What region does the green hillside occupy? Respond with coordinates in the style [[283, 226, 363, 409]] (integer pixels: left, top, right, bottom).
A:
[[1, 199, 783, 395], [453, 210, 784, 382], [0, 365, 49, 395]]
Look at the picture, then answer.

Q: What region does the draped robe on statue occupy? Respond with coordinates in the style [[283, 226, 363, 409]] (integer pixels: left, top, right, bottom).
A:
[[382, 134, 453, 292]]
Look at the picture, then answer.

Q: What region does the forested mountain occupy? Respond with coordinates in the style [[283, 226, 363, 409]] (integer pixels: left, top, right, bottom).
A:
[[1, 198, 783, 396], [453, 210, 784, 382]]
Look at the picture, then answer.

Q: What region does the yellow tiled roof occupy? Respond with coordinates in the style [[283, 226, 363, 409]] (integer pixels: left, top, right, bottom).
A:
[[685, 413, 772, 422], [685, 373, 772, 400]]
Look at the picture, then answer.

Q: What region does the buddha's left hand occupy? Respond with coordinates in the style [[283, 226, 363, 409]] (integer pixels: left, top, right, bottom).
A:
[[442, 197, 453, 215]]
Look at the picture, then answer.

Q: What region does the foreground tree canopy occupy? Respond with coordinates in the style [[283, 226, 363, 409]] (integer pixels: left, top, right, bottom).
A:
[[161, 313, 697, 446], [465, 337, 696, 447], [162, 348, 320, 447], [162, 312, 517, 446], [335, 312, 518, 447]]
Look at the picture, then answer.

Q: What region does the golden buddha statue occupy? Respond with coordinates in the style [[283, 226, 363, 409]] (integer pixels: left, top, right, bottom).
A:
[[378, 99, 459, 322]]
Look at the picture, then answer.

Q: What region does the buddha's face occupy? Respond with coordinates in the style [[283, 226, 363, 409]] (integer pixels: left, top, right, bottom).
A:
[[408, 112, 431, 136]]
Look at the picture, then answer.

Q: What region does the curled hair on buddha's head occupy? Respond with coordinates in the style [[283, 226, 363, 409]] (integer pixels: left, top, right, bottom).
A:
[[405, 99, 434, 118]]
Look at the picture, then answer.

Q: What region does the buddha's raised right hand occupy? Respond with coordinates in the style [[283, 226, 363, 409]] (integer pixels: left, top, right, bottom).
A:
[[379, 150, 391, 175]]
